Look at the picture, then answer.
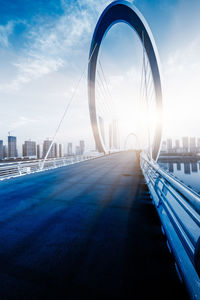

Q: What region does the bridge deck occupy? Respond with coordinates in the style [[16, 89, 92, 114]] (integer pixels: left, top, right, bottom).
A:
[[0, 151, 188, 299]]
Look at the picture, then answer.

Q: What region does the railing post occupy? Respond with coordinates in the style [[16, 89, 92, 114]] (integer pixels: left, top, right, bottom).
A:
[[18, 163, 22, 176]]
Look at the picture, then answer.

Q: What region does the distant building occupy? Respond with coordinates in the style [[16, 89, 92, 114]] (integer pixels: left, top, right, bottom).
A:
[[190, 137, 196, 153], [80, 140, 85, 155], [37, 144, 40, 159], [3, 145, 7, 158], [76, 146, 81, 155], [175, 139, 180, 149], [22, 141, 36, 157], [53, 143, 58, 158], [174, 139, 181, 153], [182, 137, 189, 153], [0, 140, 3, 160], [166, 138, 172, 153], [43, 140, 54, 158], [67, 143, 73, 156], [8, 136, 17, 158], [161, 140, 167, 152], [197, 138, 200, 152], [59, 144, 62, 158]]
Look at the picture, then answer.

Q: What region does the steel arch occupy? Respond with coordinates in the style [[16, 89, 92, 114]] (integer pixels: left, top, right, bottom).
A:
[[88, 0, 163, 161], [124, 133, 140, 150]]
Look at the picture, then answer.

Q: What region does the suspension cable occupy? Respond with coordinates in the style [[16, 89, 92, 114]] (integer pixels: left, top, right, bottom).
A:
[[41, 43, 97, 170]]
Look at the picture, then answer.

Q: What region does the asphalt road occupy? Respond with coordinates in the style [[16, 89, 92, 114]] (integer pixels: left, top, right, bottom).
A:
[[0, 151, 188, 299]]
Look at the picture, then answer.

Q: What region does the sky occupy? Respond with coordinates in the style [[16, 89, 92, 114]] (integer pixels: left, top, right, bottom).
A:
[[0, 0, 200, 153]]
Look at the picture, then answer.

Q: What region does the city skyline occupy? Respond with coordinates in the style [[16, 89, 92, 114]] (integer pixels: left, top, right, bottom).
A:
[[0, 134, 88, 160], [1, 1, 200, 149], [161, 136, 200, 153]]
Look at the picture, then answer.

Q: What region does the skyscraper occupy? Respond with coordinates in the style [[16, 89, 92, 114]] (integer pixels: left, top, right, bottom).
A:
[[166, 138, 172, 152], [22, 141, 36, 157], [0, 140, 3, 160], [175, 139, 180, 153], [67, 143, 73, 156], [175, 139, 180, 149], [80, 140, 85, 155], [197, 138, 200, 152], [59, 144, 62, 157], [37, 144, 40, 159], [8, 136, 17, 158], [76, 146, 81, 155], [3, 145, 7, 158], [190, 137, 196, 153], [43, 140, 54, 158], [53, 143, 58, 158], [161, 140, 167, 152], [182, 137, 189, 153]]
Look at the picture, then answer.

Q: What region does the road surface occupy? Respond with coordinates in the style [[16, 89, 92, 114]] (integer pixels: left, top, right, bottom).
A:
[[0, 151, 188, 299]]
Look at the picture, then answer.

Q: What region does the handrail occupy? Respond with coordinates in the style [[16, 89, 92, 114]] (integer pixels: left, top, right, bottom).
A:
[[141, 154, 200, 299], [0, 154, 104, 181], [145, 157, 200, 213]]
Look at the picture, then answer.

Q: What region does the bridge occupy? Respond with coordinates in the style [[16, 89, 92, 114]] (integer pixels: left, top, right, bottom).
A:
[[0, 1, 200, 299], [0, 151, 188, 299]]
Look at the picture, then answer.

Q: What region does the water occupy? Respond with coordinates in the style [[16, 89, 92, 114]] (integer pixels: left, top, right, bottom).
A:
[[158, 158, 200, 195]]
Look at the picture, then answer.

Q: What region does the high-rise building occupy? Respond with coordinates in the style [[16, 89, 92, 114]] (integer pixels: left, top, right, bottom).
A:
[[174, 139, 181, 153], [197, 138, 200, 148], [22, 141, 36, 157], [182, 137, 189, 153], [80, 140, 85, 155], [67, 143, 73, 156], [161, 140, 167, 152], [43, 140, 54, 158], [166, 138, 172, 152], [8, 136, 17, 158], [197, 138, 200, 152], [113, 119, 119, 149], [76, 146, 81, 155], [59, 144, 62, 158], [53, 143, 58, 158], [0, 140, 3, 160], [175, 139, 180, 149], [3, 145, 7, 158], [37, 144, 40, 159], [190, 137, 196, 153]]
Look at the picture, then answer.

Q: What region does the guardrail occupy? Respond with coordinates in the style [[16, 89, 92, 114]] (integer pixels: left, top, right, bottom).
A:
[[0, 154, 104, 181], [141, 155, 200, 300]]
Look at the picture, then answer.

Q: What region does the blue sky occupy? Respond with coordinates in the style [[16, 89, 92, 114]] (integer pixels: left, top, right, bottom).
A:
[[1, 0, 200, 153]]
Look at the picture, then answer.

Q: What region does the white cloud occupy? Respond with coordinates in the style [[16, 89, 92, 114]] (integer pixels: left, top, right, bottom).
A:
[[0, 21, 14, 47], [0, 1, 111, 91]]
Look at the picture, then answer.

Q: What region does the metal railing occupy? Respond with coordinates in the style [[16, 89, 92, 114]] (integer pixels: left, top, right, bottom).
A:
[[141, 154, 200, 299], [0, 154, 104, 181]]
